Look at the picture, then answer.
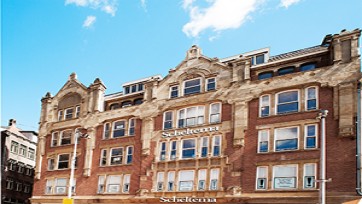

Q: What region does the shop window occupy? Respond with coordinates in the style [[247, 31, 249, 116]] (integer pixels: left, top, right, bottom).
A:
[[258, 71, 273, 80], [258, 130, 269, 153], [179, 170, 194, 191], [184, 78, 201, 96], [182, 139, 196, 159], [110, 148, 123, 165], [170, 86, 179, 98], [306, 87, 317, 110], [206, 78, 216, 91], [113, 121, 125, 138], [256, 166, 268, 190], [167, 171, 175, 191], [273, 165, 297, 189], [106, 175, 121, 193], [300, 62, 316, 72], [178, 106, 204, 128], [209, 103, 221, 123], [304, 163, 316, 189], [305, 124, 317, 149], [276, 90, 299, 114], [278, 66, 295, 76], [275, 127, 298, 151], [198, 169, 206, 190], [58, 154, 70, 169], [157, 172, 164, 191], [163, 111, 173, 130], [260, 95, 270, 117]]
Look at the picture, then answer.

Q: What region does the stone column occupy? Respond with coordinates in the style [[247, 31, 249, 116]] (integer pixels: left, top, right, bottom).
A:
[[83, 127, 96, 177]]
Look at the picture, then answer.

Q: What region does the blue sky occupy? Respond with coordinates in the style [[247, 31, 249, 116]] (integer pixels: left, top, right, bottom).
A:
[[2, 0, 362, 131]]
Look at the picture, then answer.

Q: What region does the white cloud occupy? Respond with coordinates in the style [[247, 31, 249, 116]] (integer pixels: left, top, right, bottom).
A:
[[141, 0, 147, 12], [83, 15, 96, 28], [182, 0, 260, 38], [279, 0, 300, 8], [65, 0, 118, 16]]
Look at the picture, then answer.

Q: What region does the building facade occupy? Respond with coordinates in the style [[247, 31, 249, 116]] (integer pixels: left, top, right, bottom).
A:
[[31, 29, 361, 203], [1, 119, 38, 204]]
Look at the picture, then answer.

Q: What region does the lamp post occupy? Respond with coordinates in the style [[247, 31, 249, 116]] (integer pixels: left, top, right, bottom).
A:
[[318, 110, 328, 204], [66, 128, 88, 202]]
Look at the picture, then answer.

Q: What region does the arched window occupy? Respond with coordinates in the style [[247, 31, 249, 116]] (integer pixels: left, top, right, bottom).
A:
[[278, 66, 295, 76], [110, 103, 120, 110], [258, 72, 273, 80], [121, 101, 132, 108], [300, 63, 316, 72], [134, 98, 143, 105]]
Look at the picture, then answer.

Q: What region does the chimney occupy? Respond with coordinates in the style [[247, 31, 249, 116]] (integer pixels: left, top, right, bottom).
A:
[[9, 119, 16, 127]]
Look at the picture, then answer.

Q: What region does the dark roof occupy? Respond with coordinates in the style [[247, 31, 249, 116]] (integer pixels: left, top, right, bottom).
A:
[[269, 45, 328, 62]]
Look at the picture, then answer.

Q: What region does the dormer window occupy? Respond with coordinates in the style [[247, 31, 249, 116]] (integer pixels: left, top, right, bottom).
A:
[[252, 54, 265, 65], [184, 78, 201, 96], [124, 83, 145, 95], [125, 87, 130, 94]]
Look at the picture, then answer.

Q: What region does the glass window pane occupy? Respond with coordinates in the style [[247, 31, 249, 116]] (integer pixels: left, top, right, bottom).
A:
[[300, 63, 316, 71], [278, 91, 298, 103]]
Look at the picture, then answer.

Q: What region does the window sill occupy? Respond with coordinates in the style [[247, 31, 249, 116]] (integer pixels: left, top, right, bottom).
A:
[[101, 135, 135, 140], [156, 155, 224, 163], [99, 163, 132, 168], [257, 148, 319, 155], [258, 109, 319, 119]]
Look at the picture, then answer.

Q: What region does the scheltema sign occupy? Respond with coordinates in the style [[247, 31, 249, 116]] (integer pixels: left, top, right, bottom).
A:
[[162, 126, 220, 138]]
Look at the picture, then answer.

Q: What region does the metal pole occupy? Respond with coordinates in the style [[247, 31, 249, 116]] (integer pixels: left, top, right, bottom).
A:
[[319, 110, 328, 204], [68, 130, 78, 199]]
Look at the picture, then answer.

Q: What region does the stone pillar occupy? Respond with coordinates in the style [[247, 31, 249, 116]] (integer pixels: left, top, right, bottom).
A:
[[89, 78, 106, 113], [338, 82, 356, 137], [244, 60, 251, 80], [233, 100, 248, 146], [141, 118, 154, 155], [40, 92, 52, 123], [34, 136, 46, 179], [83, 127, 96, 177]]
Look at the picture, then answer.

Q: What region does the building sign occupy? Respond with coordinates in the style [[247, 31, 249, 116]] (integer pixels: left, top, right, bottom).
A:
[[274, 177, 296, 189], [162, 126, 219, 138]]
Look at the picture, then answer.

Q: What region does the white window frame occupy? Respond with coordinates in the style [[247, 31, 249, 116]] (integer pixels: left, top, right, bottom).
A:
[[209, 168, 219, 190], [167, 171, 175, 191], [170, 85, 179, 98], [274, 126, 299, 152], [169, 140, 177, 160], [258, 130, 269, 153], [159, 142, 167, 161], [178, 170, 194, 191], [303, 163, 316, 189], [206, 77, 216, 91], [123, 174, 131, 193], [305, 124, 318, 149], [97, 175, 105, 193], [28, 148, 35, 160], [200, 137, 209, 158], [305, 86, 318, 111], [128, 118, 135, 136], [181, 139, 196, 159], [256, 166, 268, 190], [177, 106, 205, 128], [100, 149, 108, 166], [45, 179, 53, 194], [11, 141, 19, 154], [157, 172, 164, 191], [60, 130, 72, 146], [198, 169, 207, 191], [51, 132, 59, 147], [55, 178, 67, 194], [58, 110, 63, 121], [19, 145, 27, 157], [126, 146, 133, 164], [212, 135, 221, 157], [275, 90, 300, 114], [183, 78, 201, 96], [163, 111, 173, 130], [48, 158, 55, 170], [103, 123, 111, 139], [272, 164, 298, 190], [110, 147, 123, 165], [106, 175, 122, 193], [64, 107, 74, 120], [75, 105, 80, 118], [259, 94, 270, 117], [112, 120, 126, 138], [57, 154, 70, 169], [209, 102, 221, 124]]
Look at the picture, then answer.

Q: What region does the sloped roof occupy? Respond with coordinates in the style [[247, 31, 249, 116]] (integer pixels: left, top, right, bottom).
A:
[[269, 45, 328, 62]]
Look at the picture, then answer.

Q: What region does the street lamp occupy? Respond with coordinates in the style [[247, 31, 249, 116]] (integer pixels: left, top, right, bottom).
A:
[[317, 110, 329, 204], [65, 128, 89, 204]]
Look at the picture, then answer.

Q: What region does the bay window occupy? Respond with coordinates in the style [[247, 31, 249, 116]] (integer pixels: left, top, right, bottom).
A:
[[256, 166, 268, 190], [179, 170, 194, 191], [306, 87, 317, 110], [113, 121, 125, 138], [258, 130, 269, 153], [198, 169, 207, 190], [182, 139, 196, 159], [167, 171, 175, 191], [260, 95, 270, 117], [110, 148, 123, 165], [209, 103, 221, 123], [273, 165, 297, 189], [178, 106, 204, 128], [163, 111, 173, 130], [275, 127, 298, 151], [184, 78, 201, 95], [304, 163, 316, 189], [276, 90, 299, 114]]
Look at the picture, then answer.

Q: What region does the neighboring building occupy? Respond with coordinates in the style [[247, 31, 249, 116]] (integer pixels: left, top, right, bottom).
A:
[[31, 29, 361, 203], [1, 119, 38, 204]]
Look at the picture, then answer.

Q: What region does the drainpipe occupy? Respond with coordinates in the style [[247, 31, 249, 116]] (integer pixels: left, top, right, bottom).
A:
[[357, 82, 362, 195]]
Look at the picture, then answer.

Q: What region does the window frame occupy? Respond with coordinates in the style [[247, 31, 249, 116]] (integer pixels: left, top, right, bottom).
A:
[[305, 86, 318, 111], [51, 132, 59, 147], [11, 141, 19, 154], [128, 118, 135, 136], [112, 120, 126, 138], [206, 77, 216, 91], [58, 110, 63, 121], [258, 71, 273, 80], [258, 130, 269, 153], [200, 137, 209, 158], [209, 168, 219, 190], [181, 139, 196, 159], [103, 123, 111, 139], [256, 166, 268, 190], [197, 169, 207, 191], [259, 94, 270, 117], [183, 78, 201, 96], [167, 171, 175, 191], [212, 135, 221, 157], [272, 164, 298, 190], [157, 172, 164, 191], [303, 163, 316, 189], [100, 149, 108, 166], [19, 145, 27, 157], [48, 158, 55, 170], [163, 111, 173, 130], [159, 142, 166, 161], [64, 107, 74, 120], [110, 147, 124, 165], [169, 140, 177, 160], [305, 124, 318, 149], [209, 103, 221, 124], [178, 170, 194, 191], [57, 154, 70, 169], [170, 85, 179, 98], [123, 174, 131, 193], [275, 90, 300, 115], [75, 105, 80, 118], [106, 175, 122, 193], [28, 148, 35, 160], [55, 178, 67, 194], [274, 126, 299, 152], [126, 146, 133, 164], [300, 62, 316, 72], [177, 106, 205, 128]]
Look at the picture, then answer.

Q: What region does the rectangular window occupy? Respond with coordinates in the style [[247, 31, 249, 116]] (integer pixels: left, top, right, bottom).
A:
[[19, 145, 27, 157], [170, 141, 177, 160], [9, 161, 17, 171], [28, 148, 35, 160], [18, 163, 25, 173], [24, 184, 31, 193], [184, 78, 201, 96], [178, 106, 204, 128], [304, 163, 316, 189], [126, 146, 133, 164], [123, 174, 130, 193], [58, 110, 63, 121], [71, 179, 76, 193], [212, 136, 221, 156], [170, 86, 179, 98], [210, 168, 219, 190], [129, 119, 135, 136], [100, 149, 107, 166], [64, 108, 73, 119], [58, 154, 70, 169], [209, 103, 221, 123], [45, 179, 53, 194], [256, 166, 268, 189], [6, 178, 14, 190], [125, 86, 130, 94], [260, 95, 270, 117], [157, 172, 164, 191], [10, 141, 19, 154], [138, 83, 144, 91], [198, 169, 206, 190], [113, 121, 125, 138], [51, 132, 59, 147], [110, 148, 123, 165], [275, 127, 298, 151], [106, 175, 121, 193], [163, 111, 173, 130], [199, 137, 208, 157], [131, 85, 137, 93], [306, 87, 317, 110], [252, 54, 265, 65], [276, 91, 299, 114], [48, 158, 55, 170], [179, 170, 194, 191], [167, 171, 175, 191], [305, 124, 317, 149], [160, 142, 166, 161], [206, 78, 216, 91], [182, 139, 196, 159], [16, 182, 23, 191], [103, 123, 110, 139], [60, 130, 72, 145], [55, 178, 67, 194], [273, 165, 297, 189], [258, 130, 269, 153], [97, 176, 105, 194], [75, 106, 80, 118]]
